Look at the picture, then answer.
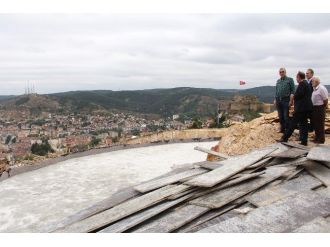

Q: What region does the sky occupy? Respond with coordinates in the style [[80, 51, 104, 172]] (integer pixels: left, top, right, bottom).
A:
[[1, 14, 330, 95]]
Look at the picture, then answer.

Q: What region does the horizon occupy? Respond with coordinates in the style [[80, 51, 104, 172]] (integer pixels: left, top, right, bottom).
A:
[[1, 14, 330, 95], [0, 85, 283, 96]]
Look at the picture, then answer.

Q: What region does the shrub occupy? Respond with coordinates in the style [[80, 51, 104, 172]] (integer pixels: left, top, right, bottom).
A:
[[31, 140, 54, 156]]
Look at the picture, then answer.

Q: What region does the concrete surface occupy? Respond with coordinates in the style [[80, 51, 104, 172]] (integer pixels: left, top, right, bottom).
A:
[[0, 141, 217, 232]]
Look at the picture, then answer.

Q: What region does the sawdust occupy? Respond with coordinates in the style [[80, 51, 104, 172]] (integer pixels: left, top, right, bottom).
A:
[[208, 108, 330, 160], [207, 112, 282, 159]]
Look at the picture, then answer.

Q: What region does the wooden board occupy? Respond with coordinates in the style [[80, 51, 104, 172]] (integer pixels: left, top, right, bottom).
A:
[[246, 174, 322, 207], [200, 162, 223, 170], [187, 171, 265, 202], [269, 148, 308, 159], [190, 167, 289, 209], [316, 187, 330, 198], [194, 146, 229, 159], [134, 168, 207, 193], [131, 204, 209, 233], [307, 145, 330, 163], [303, 161, 330, 186], [167, 187, 199, 200], [177, 201, 245, 233], [184, 147, 277, 187], [53, 184, 190, 233], [248, 157, 273, 169], [285, 168, 304, 180], [281, 142, 311, 151], [99, 195, 192, 233], [293, 216, 330, 233], [198, 191, 330, 233], [46, 186, 140, 232], [272, 157, 308, 167]]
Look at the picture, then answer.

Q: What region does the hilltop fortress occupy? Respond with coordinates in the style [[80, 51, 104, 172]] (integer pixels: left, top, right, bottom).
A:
[[219, 94, 275, 113]]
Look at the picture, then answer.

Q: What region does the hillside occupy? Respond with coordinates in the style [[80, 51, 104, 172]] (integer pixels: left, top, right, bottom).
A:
[[48, 88, 235, 117], [2, 85, 328, 117], [0, 87, 275, 118], [0, 94, 62, 116]]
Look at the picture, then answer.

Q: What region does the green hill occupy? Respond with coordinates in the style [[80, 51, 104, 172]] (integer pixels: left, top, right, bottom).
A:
[[2, 85, 329, 118]]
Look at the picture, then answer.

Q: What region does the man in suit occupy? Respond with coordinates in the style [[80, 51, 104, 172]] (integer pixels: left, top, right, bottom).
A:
[[279, 71, 313, 145], [305, 68, 314, 132]]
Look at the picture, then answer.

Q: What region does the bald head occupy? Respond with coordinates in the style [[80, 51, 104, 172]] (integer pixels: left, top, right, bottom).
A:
[[312, 76, 321, 88]]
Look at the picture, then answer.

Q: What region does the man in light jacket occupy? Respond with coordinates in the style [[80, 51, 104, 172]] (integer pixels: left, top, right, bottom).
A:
[[311, 76, 328, 144]]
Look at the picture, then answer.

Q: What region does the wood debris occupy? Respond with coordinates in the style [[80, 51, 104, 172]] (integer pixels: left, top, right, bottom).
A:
[[52, 143, 330, 233]]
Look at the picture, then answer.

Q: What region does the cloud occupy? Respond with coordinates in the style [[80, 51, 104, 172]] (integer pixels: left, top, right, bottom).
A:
[[0, 14, 330, 94]]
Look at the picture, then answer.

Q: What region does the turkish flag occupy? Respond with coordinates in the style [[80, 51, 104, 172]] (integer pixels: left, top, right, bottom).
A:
[[239, 80, 246, 85]]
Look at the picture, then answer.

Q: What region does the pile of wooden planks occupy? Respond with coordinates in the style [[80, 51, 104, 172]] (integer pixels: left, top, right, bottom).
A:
[[52, 143, 330, 233]]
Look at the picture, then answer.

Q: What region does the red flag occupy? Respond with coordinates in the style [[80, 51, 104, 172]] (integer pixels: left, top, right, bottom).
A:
[[239, 80, 246, 85]]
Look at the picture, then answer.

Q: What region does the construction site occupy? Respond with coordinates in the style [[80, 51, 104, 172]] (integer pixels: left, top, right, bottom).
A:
[[1, 109, 330, 233]]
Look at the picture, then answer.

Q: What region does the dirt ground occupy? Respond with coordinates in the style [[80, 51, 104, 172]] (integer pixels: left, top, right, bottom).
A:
[[208, 111, 330, 160]]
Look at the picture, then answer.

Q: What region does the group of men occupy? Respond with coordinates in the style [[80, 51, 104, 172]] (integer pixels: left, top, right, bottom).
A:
[[275, 68, 328, 146]]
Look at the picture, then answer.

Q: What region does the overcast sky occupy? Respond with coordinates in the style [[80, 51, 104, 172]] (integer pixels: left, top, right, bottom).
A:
[[1, 14, 330, 95]]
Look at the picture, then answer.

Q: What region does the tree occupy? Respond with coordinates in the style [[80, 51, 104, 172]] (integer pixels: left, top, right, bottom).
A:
[[5, 135, 12, 145], [31, 140, 54, 156], [208, 114, 227, 128], [190, 117, 203, 129], [131, 128, 141, 136], [89, 136, 101, 147]]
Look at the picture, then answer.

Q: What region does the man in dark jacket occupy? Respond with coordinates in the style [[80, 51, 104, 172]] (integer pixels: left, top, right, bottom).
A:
[[279, 71, 313, 145]]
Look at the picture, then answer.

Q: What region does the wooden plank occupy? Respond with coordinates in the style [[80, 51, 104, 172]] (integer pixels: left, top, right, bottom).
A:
[[269, 148, 308, 159], [194, 146, 229, 159], [167, 187, 199, 200], [293, 216, 330, 233], [190, 167, 290, 209], [303, 160, 330, 186], [53, 184, 190, 233], [178, 200, 246, 233], [271, 157, 308, 167], [198, 191, 330, 233], [200, 162, 223, 170], [246, 174, 322, 207], [187, 171, 265, 202], [285, 168, 304, 180], [248, 157, 272, 169], [131, 204, 209, 233], [99, 194, 192, 233], [281, 141, 311, 151], [307, 145, 330, 163], [134, 168, 207, 193], [46, 186, 140, 232], [184, 147, 277, 187], [190, 167, 289, 209], [316, 187, 330, 198]]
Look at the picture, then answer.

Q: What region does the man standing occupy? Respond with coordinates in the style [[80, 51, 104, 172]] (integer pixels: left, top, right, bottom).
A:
[[274, 68, 295, 133], [306, 68, 314, 90], [305, 68, 314, 132], [279, 71, 313, 145], [311, 77, 328, 144]]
